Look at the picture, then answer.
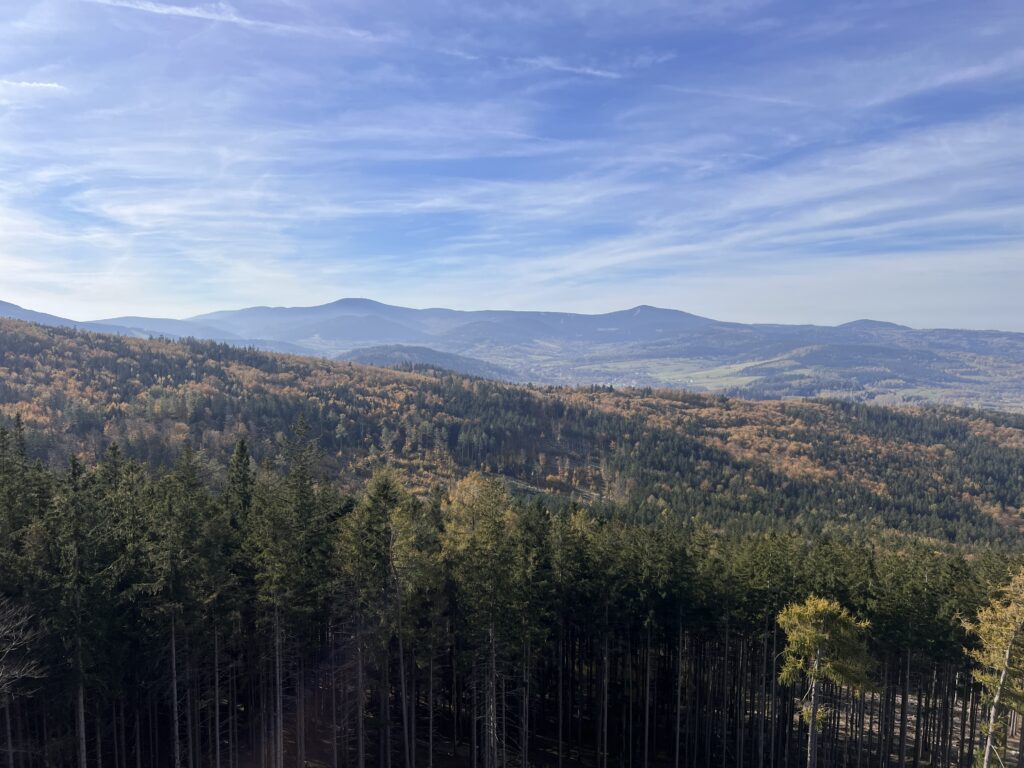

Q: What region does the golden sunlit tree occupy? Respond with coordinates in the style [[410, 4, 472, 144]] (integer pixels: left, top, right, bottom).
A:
[[778, 595, 871, 768], [966, 568, 1024, 768]]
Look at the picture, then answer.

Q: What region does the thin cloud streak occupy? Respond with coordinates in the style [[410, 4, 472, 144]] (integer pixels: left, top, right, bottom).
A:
[[663, 85, 809, 107], [518, 56, 624, 79], [0, 80, 66, 90], [0, 0, 1021, 325], [81, 0, 390, 42]]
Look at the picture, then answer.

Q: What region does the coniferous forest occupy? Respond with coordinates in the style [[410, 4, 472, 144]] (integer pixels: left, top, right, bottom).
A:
[[4, 320, 1024, 767]]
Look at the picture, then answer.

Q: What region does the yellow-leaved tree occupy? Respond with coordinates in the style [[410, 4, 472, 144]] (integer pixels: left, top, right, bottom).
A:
[[777, 595, 871, 768], [966, 568, 1024, 768]]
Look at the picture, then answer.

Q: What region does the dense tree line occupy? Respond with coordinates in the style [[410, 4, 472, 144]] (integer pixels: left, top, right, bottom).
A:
[[3, 418, 1024, 768]]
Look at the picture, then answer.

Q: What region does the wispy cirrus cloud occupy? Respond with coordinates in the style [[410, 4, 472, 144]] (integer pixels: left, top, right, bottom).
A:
[[860, 46, 1024, 108], [663, 85, 808, 107], [0, 79, 66, 90], [0, 77, 68, 106], [517, 56, 624, 79], [81, 0, 390, 42], [0, 0, 1021, 326]]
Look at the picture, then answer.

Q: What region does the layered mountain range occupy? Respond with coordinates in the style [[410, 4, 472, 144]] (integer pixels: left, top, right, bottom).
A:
[[3, 297, 1023, 410]]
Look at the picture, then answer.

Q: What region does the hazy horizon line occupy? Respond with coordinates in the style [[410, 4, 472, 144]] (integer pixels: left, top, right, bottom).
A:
[[10, 292, 1024, 335]]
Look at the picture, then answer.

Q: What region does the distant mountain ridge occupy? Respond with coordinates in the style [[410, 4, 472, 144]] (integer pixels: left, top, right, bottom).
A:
[[3, 297, 1024, 411], [0, 300, 132, 336]]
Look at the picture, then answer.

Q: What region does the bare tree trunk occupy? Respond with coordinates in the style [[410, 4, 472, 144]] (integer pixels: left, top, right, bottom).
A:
[[675, 624, 683, 768], [603, 629, 609, 768], [770, 626, 778, 768], [912, 675, 924, 768], [759, 621, 767, 768], [958, 674, 969, 768], [411, 670, 417, 768], [644, 624, 651, 768], [298, 652, 306, 768], [112, 704, 119, 768], [384, 660, 392, 768], [943, 669, 955, 768], [856, 691, 865, 768], [627, 633, 634, 768], [501, 677, 507, 768], [274, 606, 284, 768], [488, 626, 497, 768], [429, 642, 435, 768], [184, 635, 195, 768], [807, 652, 821, 768], [357, 627, 365, 768], [521, 638, 530, 768], [722, 624, 730, 768], [452, 639, 458, 757], [397, 596, 411, 768], [120, 700, 127, 768], [4, 696, 13, 768], [343, 662, 351, 768], [171, 616, 181, 768], [971, 683, 980, 765], [880, 659, 890, 768], [134, 706, 142, 768], [899, 651, 909, 768], [215, 630, 221, 768], [983, 634, 1016, 768], [331, 626, 338, 768], [472, 682, 478, 768], [259, 663, 267, 768], [96, 708, 103, 768], [737, 641, 746, 768], [558, 628, 564, 768]]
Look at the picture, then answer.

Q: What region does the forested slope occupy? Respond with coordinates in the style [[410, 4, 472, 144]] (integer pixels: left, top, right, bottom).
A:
[[4, 318, 1024, 767], [0, 417, 1022, 768], [2, 318, 1023, 542]]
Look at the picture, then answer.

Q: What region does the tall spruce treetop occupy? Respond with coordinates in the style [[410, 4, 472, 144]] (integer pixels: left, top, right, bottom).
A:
[[441, 474, 519, 642], [225, 438, 254, 531]]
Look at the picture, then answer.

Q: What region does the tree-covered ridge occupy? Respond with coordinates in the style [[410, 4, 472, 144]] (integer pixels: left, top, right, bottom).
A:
[[2, 317, 1024, 542]]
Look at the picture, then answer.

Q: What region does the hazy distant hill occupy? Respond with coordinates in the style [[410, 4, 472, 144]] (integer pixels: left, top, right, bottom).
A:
[[340, 345, 517, 380], [0, 300, 323, 356], [4, 297, 1024, 410], [100, 315, 245, 341], [0, 300, 136, 336]]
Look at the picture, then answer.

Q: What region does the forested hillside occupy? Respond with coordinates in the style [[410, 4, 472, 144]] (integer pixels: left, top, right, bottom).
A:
[[2, 318, 1024, 542], [1, 421, 1024, 768], [6, 319, 1024, 768]]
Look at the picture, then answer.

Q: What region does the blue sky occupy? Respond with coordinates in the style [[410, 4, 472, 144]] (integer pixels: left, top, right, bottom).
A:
[[1, 0, 1022, 328]]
